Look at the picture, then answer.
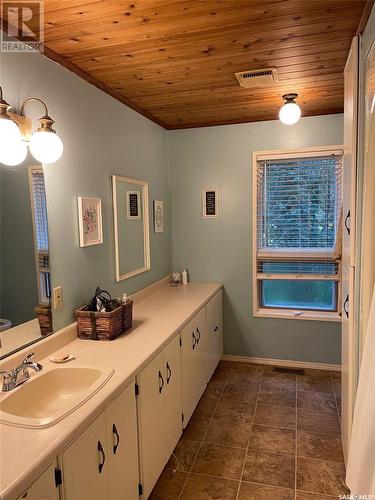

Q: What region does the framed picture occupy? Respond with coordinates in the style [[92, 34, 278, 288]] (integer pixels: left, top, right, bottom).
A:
[[126, 190, 141, 220], [77, 197, 103, 247], [202, 187, 219, 219], [153, 200, 164, 233]]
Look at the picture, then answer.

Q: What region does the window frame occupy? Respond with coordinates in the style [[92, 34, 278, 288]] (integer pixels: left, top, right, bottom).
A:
[[252, 146, 343, 322]]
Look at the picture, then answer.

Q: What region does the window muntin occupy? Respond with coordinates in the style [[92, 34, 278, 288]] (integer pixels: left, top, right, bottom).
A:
[[253, 148, 343, 318]]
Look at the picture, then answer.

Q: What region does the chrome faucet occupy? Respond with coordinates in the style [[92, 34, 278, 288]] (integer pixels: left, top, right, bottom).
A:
[[0, 353, 43, 392]]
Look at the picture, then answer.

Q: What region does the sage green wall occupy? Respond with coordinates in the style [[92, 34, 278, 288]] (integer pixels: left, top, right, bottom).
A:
[[1, 50, 171, 331], [168, 115, 343, 364]]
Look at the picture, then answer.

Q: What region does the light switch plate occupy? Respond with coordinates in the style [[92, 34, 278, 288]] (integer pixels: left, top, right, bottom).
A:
[[53, 286, 63, 309]]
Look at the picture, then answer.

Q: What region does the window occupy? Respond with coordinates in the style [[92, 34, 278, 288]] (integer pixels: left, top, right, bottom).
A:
[[252, 147, 343, 320]]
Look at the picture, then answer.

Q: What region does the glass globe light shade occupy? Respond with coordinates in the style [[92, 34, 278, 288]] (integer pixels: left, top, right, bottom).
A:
[[0, 117, 22, 146], [29, 130, 63, 164], [279, 101, 301, 125], [0, 138, 27, 166]]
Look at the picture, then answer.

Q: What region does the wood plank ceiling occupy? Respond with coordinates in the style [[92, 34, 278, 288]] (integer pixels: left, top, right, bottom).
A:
[[32, 1, 371, 128]]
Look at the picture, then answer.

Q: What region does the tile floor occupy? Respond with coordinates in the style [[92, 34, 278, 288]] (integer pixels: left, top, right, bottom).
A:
[[149, 361, 349, 500]]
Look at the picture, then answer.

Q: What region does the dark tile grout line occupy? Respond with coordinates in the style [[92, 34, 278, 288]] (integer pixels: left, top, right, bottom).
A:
[[234, 363, 265, 500], [177, 362, 236, 500]]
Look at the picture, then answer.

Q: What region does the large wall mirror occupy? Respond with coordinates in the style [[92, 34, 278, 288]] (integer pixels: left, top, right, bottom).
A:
[[0, 164, 53, 359], [112, 175, 150, 281]]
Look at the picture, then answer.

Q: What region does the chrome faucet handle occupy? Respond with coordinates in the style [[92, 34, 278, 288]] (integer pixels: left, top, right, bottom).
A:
[[21, 352, 35, 365]]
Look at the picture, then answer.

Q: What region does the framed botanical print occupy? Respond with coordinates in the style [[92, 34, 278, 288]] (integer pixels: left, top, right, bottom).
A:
[[77, 196, 103, 247]]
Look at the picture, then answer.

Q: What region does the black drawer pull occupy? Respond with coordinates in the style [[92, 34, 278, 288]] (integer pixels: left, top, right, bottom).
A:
[[196, 327, 201, 343], [343, 294, 349, 319], [345, 210, 350, 236], [166, 362, 172, 384], [158, 370, 165, 393], [192, 331, 197, 350], [214, 326, 219, 332], [113, 423, 120, 455], [98, 441, 106, 473]]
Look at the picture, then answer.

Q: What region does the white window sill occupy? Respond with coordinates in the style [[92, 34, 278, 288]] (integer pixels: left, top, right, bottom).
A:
[[254, 308, 341, 322]]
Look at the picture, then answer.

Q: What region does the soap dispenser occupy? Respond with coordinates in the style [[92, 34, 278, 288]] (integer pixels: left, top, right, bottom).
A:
[[182, 269, 188, 285]]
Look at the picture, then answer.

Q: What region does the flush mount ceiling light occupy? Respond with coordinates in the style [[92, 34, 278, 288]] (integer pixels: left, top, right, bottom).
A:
[[279, 93, 301, 125], [21, 97, 63, 164], [0, 87, 63, 167]]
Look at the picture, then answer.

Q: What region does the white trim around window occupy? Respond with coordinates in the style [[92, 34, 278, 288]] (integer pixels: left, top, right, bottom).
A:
[[252, 145, 343, 322]]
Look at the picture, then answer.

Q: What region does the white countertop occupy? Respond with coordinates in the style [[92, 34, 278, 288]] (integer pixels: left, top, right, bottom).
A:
[[0, 281, 222, 500]]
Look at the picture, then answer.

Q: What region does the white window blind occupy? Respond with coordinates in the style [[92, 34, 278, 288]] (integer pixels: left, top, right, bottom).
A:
[[254, 150, 343, 314], [31, 170, 49, 253]]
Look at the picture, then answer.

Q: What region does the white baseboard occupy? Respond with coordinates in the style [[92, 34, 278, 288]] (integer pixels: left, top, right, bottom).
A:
[[222, 354, 341, 372]]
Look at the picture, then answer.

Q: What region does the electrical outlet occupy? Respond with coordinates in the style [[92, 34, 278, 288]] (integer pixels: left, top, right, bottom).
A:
[[53, 286, 63, 309]]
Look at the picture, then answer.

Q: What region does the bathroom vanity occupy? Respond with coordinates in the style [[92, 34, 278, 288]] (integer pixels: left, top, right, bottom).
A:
[[0, 280, 223, 500]]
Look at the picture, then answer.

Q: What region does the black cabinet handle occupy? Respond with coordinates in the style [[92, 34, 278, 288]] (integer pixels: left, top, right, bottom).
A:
[[166, 362, 172, 384], [192, 331, 197, 350], [345, 210, 350, 236], [112, 424, 120, 455], [343, 294, 349, 319], [98, 441, 106, 473], [196, 327, 201, 343], [214, 326, 219, 332], [158, 370, 165, 393]]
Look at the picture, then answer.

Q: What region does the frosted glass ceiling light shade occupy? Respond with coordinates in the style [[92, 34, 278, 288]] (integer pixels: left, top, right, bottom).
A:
[[21, 97, 63, 164], [279, 93, 301, 125], [0, 86, 22, 148]]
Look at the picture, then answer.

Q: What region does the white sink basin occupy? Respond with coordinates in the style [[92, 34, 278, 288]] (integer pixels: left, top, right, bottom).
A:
[[0, 366, 114, 428]]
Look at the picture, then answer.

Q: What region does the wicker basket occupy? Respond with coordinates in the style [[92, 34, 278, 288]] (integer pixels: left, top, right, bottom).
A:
[[76, 300, 133, 341], [35, 304, 53, 335]]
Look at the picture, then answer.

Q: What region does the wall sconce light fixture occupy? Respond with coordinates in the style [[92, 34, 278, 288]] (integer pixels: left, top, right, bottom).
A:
[[279, 93, 301, 125], [0, 86, 63, 166]]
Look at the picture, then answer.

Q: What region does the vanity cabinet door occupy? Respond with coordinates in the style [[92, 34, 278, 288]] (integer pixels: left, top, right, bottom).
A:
[[18, 462, 59, 500], [60, 412, 109, 500], [205, 290, 223, 381], [137, 352, 166, 498], [181, 308, 207, 426], [105, 382, 139, 500], [162, 334, 182, 457]]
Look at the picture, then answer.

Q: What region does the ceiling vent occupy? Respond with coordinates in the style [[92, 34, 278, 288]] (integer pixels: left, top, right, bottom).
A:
[[235, 68, 279, 88]]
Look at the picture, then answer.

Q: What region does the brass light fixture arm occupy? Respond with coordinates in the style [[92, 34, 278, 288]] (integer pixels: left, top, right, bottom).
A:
[[20, 97, 49, 118], [20, 97, 56, 133]]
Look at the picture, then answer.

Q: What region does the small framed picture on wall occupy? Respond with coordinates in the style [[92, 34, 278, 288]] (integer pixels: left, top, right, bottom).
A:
[[77, 196, 103, 247], [153, 200, 164, 233], [202, 187, 219, 219], [126, 191, 141, 220]]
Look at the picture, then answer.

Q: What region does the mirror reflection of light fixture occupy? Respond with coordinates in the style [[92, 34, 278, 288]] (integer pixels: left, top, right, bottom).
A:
[[0, 86, 27, 166], [279, 93, 301, 125], [21, 98, 63, 164]]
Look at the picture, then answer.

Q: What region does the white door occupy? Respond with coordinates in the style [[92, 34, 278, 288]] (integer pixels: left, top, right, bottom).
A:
[[205, 290, 223, 381], [162, 335, 182, 457], [342, 35, 359, 462], [137, 352, 166, 498], [60, 413, 109, 500], [18, 463, 59, 500], [106, 382, 139, 500]]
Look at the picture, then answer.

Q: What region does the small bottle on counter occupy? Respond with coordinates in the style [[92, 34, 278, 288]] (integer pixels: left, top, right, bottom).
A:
[[182, 269, 188, 285], [122, 293, 128, 304]]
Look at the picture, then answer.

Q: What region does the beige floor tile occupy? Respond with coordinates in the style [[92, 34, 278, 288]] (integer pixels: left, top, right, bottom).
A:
[[297, 376, 334, 394], [297, 457, 349, 496], [214, 397, 255, 420], [192, 444, 246, 479], [180, 474, 239, 499], [261, 373, 297, 391], [238, 482, 294, 500], [297, 430, 344, 462], [242, 450, 295, 488], [297, 391, 337, 413], [221, 383, 259, 403], [227, 364, 263, 387], [297, 409, 340, 435], [254, 404, 296, 429], [248, 425, 295, 455]]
